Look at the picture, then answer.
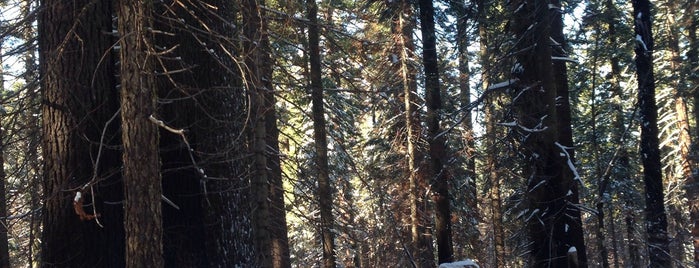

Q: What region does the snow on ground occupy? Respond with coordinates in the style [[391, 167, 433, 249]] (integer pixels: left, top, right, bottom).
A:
[[438, 259, 480, 268]]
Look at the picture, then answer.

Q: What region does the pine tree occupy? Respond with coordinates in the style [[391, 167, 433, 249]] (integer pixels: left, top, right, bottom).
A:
[[631, 0, 671, 266], [117, 0, 163, 265], [39, 0, 124, 266], [307, 0, 337, 266]]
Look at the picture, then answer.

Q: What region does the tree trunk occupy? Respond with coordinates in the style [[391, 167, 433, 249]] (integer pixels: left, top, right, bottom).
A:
[[477, 0, 506, 265], [0, 43, 9, 268], [550, 1, 588, 266], [117, 0, 163, 266], [39, 0, 124, 266], [510, 0, 576, 266], [684, 0, 699, 265], [307, 1, 337, 267], [454, 0, 480, 259], [419, 0, 451, 264], [631, 1, 671, 266]]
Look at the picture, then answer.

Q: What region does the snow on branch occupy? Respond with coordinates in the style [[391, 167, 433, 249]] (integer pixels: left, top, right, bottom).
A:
[[498, 120, 548, 133], [555, 142, 582, 184], [486, 79, 519, 91], [551, 56, 579, 64], [635, 34, 649, 52]]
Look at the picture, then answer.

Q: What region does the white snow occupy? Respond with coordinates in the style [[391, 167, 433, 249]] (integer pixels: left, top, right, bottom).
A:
[[439, 259, 480, 268], [529, 180, 547, 192], [568, 246, 577, 253], [636, 35, 648, 51], [551, 56, 579, 64], [486, 79, 519, 91], [555, 142, 582, 183]]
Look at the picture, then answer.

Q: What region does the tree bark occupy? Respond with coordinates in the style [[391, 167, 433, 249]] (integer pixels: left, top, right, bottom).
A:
[[39, 0, 124, 266], [454, 0, 480, 259], [550, 1, 588, 266], [307, 1, 337, 267], [631, 0, 672, 266], [419, 0, 451, 264], [117, 0, 163, 266], [0, 43, 9, 268], [510, 0, 577, 266]]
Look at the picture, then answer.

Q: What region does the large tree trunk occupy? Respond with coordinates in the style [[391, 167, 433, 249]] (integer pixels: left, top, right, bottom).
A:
[[117, 0, 163, 266], [631, 0, 671, 266], [39, 0, 124, 266], [510, 0, 578, 266], [242, 0, 291, 266], [394, 1, 433, 265], [550, 1, 588, 266], [307, 1, 336, 267], [419, 0, 451, 264]]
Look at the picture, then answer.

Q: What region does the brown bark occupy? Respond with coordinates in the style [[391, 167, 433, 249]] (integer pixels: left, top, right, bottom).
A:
[[117, 0, 163, 266], [688, 0, 699, 265], [39, 0, 124, 266], [392, 1, 433, 265]]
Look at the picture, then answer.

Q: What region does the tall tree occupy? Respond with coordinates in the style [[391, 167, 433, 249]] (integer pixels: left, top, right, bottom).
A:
[[509, 0, 582, 266], [117, 0, 163, 266], [631, 0, 671, 266], [477, 0, 507, 265], [0, 40, 9, 268], [453, 0, 480, 258], [307, 0, 336, 266], [242, 0, 291, 266], [419, 0, 452, 264], [549, 0, 588, 266], [39, 0, 124, 266], [684, 0, 699, 265]]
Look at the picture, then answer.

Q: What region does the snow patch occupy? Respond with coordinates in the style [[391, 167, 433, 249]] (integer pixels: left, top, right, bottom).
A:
[[439, 259, 480, 268], [635, 35, 648, 51]]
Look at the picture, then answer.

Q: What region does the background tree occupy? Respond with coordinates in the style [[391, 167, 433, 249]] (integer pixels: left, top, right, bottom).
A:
[[631, 0, 671, 266], [419, 0, 452, 264], [307, 0, 337, 267]]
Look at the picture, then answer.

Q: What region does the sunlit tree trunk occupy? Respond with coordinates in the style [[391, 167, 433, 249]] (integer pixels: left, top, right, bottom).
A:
[[242, 0, 291, 266], [307, 0, 337, 266], [117, 0, 163, 266], [631, 0, 671, 266], [685, 0, 699, 265]]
